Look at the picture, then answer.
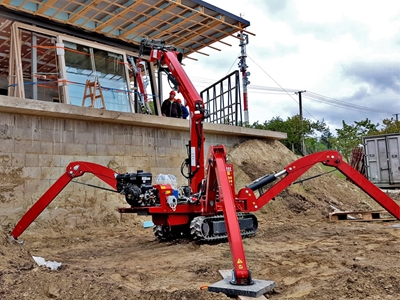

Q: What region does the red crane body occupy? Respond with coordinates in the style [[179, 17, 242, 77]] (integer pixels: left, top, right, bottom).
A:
[[10, 39, 400, 288]]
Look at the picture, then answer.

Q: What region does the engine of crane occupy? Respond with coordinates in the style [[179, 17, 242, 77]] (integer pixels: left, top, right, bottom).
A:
[[116, 171, 157, 207], [116, 171, 191, 208]]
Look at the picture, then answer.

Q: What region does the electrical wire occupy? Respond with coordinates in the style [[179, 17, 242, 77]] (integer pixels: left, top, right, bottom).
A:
[[188, 55, 393, 119], [225, 53, 240, 76]]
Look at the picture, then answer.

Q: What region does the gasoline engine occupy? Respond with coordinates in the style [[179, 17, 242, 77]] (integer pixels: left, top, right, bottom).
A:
[[116, 171, 159, 207]]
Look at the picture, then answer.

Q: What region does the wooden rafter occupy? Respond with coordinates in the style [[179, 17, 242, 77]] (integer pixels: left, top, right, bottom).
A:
[[171, 0, 255, 36], [130, 3, 236, 50], [118, 2, 227, 55], [68, 0, 104, 23], [170, 19, 226, 50], [36, 0, 60, 14], [0, 0, 252, 58], [150, 13, 221, 52], [121, 0, 166, 39], [95, 1, 148, 31]]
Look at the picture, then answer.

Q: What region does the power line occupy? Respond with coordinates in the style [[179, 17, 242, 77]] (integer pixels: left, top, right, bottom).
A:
[[189, 75, 392, 115]]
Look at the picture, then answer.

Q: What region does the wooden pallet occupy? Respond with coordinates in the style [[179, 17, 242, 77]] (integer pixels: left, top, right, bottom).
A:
[[329, 210, 396, 222]]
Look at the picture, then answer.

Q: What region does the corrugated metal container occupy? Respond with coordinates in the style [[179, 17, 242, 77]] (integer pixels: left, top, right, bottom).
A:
[[363, 133, 400, 188]]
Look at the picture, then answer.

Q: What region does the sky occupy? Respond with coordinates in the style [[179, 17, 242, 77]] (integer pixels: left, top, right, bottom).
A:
[[181, 0, 400, 133]]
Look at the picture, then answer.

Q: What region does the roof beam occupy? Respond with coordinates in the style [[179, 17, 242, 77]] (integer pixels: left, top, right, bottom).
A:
[[121, 0, 167, 39], [36, 0, 60, 14], [94, 1, 145, 31]]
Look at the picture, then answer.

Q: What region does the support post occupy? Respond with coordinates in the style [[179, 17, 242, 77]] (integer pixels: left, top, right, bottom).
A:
[[295, 90, 306, 155], [238, 31, 250, 124]]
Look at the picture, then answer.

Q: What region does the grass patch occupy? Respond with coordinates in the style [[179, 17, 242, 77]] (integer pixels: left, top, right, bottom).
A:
[[320, 165, 346, 179]]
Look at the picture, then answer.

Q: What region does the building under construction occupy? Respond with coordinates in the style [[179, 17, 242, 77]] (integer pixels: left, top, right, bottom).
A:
[[0, 0, 254, 124]]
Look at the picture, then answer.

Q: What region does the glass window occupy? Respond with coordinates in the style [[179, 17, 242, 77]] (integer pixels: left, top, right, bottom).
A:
[[64, 41, 132, 112]]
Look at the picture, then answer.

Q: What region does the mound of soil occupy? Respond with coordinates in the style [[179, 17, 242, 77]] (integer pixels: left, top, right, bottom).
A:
[[1, 139, 399, 299]]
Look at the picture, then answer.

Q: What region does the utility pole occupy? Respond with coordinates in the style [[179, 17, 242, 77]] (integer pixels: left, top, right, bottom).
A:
[[295, 90, 306, 155], [238, 31, 250, 124], [393, 113, 399, 122]]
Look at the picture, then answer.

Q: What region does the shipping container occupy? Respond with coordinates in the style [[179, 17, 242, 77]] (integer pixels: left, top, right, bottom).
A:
[[363, 133, 400, 188]]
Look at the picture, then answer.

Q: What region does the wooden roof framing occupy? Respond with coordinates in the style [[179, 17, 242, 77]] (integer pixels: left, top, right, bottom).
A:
[[0, 0, 252, 58]]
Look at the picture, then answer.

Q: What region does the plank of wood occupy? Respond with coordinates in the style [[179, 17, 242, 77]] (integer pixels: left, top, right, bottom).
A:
[[329, 210, 395, 222], [218, 270, 268, 300]]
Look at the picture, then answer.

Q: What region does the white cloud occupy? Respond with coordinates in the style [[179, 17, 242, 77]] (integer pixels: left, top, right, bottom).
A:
[[181, 0, 400, 132]]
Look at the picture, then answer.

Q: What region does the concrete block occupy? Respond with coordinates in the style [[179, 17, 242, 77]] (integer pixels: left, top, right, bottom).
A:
[[53, 143, 64, 155], [0, 154, 11, 166], [73, 120, 88, 132], [60, 155, 72, 168], [15, 140, 40, 154], [14, 114, 32, 128], [86, 144, 97, 155], [113, 132, 131, 145], [25, 154, 39, 167], [64, 143, 87, 156], [0, 139, 14, 153], [95, 144, 107, 155], [106, 144, 125, 156], [64, 131, 75, 144], [11, 153, 25, 167], [125, 145, 144, 156], [142, 137, 155, 148], [40, 141, 53, 155], [40, 129, 55, 142], [22, 167, 42, 179], [95, 132, 114, 145], [41, 167, 65, 180], [39, 154, 57, 167], [40, 117, 56, 130], [76, 131, 95, 144], [0, 123, 15, 139]]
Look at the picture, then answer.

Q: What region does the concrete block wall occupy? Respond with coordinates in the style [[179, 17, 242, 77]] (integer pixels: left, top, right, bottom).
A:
[[0, 96, 286, 223]]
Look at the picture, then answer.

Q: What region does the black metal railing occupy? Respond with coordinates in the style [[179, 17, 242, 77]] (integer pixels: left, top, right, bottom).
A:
[[200, 71, 242, 126]]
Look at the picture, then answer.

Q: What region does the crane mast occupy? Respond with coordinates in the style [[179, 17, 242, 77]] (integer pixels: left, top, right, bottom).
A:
[[140, 39, 208, 193]]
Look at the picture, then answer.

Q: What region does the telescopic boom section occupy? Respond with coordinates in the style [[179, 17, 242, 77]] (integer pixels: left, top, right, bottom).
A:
[[146, 43, 206, 192]]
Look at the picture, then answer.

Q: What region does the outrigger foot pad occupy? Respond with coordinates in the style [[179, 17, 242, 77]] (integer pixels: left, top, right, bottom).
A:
[[208, 278, 276, 298]]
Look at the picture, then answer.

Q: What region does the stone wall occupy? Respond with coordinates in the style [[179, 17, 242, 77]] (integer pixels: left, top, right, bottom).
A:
[[0, 96, 286, 223]]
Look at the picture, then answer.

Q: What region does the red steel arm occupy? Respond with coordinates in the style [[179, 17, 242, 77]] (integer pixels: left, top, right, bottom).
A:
[[331, 156, 400, 219], [206, 145, 252, 285], [239, 150, 400, 219], [148, 46, 206, 193], [11, 162, 118, 239]]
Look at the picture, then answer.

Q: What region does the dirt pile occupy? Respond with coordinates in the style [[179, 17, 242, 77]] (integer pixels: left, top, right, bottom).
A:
[[0, 139, 399, 299]]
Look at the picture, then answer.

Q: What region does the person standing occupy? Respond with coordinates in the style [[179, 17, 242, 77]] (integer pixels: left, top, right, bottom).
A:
[[161, 90, 182, 118], [177, 98, 189, 119]]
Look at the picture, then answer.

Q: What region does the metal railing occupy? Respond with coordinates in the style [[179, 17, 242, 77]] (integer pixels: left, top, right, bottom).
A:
[[200, 71, 243, 126]]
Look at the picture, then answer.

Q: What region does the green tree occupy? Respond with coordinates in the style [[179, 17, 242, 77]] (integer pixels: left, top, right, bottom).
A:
[[379, 118, 400, 134], [320, 127, 335, 149], [247, 115, 330, 155], [335, 118, 379, 162]]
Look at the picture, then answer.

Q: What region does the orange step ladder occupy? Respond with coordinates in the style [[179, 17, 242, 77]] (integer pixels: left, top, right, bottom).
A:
[[82, 78, 106, 109]]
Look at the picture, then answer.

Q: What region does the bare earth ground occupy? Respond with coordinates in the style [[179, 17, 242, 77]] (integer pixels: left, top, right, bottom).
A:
[[1, 139, 400, 300]]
